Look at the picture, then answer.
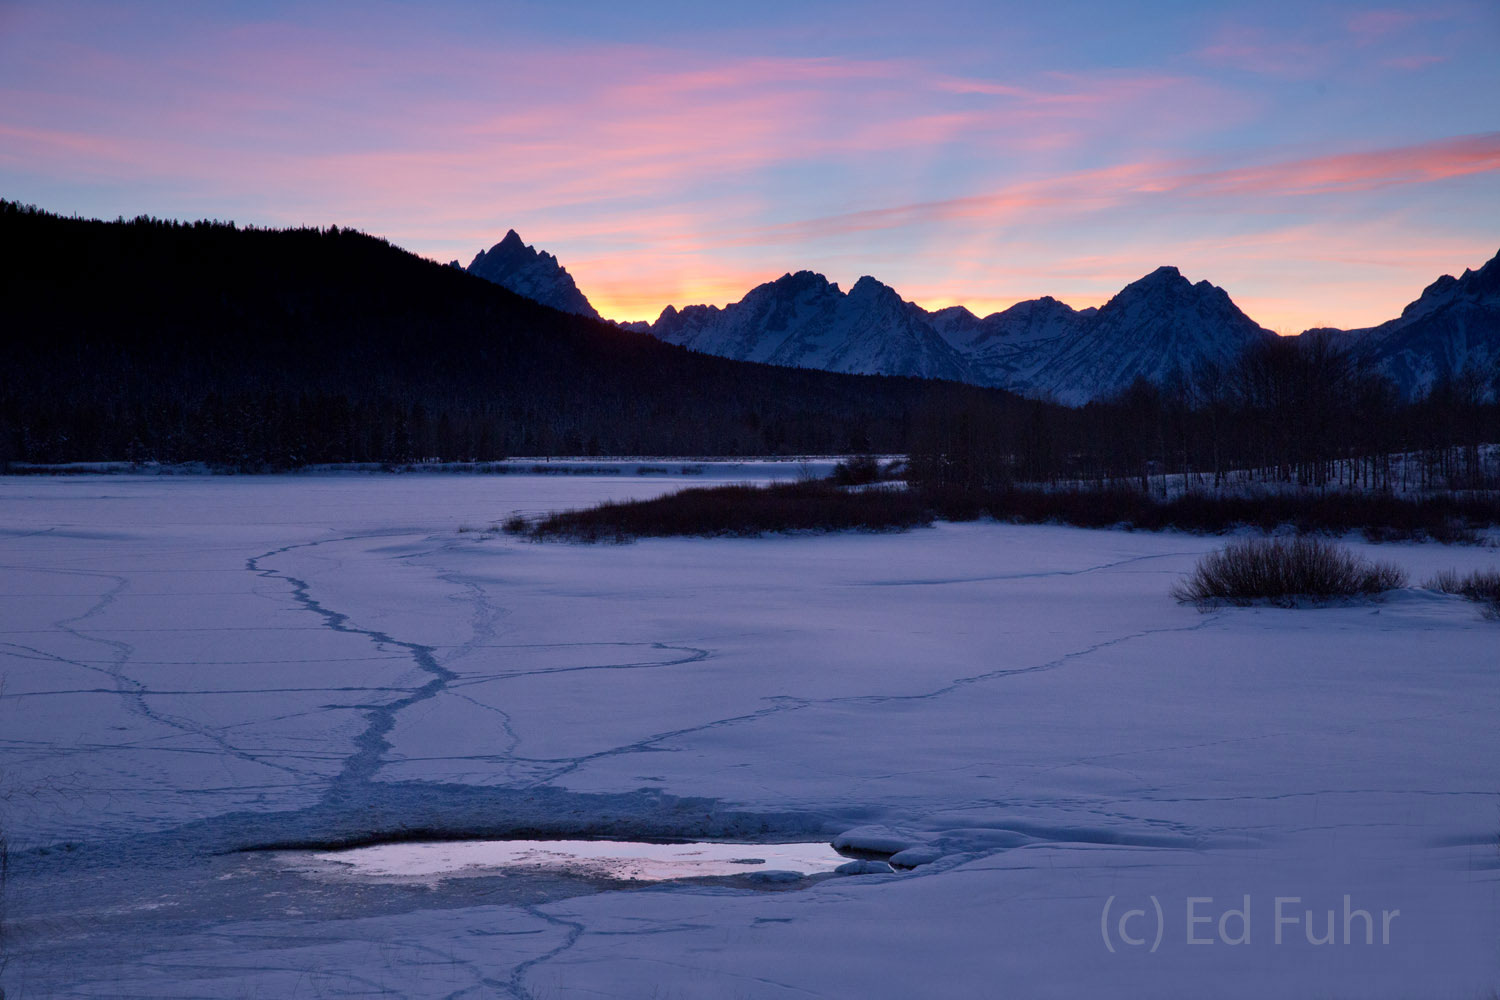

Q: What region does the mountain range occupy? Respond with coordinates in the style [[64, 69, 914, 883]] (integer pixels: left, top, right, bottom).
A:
[[467, 232, 1500, 403], [921, 265, 1275, 403]]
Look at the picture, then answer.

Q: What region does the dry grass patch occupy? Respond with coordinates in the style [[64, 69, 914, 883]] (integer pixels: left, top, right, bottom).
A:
[[1426, 567, 1500, 619], [505, 481, 931, 542]]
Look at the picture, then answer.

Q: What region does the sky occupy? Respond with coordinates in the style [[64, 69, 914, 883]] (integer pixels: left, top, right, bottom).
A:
[[1, 1, 1497, 331]]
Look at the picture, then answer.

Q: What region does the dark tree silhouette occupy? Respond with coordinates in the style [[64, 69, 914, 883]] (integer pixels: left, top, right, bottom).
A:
[[0, 202, 1033, 468]]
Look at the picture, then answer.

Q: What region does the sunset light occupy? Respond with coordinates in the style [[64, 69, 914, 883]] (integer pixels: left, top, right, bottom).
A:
[[2, 1, 1496, 330]]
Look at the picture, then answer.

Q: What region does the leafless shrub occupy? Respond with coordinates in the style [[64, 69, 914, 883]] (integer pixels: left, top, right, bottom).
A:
[[830, 455, 883, 486], [1426, 567, 1500, 619], [1173, 537, 1407, 606]]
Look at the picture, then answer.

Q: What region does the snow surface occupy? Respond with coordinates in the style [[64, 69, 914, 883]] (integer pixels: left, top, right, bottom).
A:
[[2, 469, 1498, 998]]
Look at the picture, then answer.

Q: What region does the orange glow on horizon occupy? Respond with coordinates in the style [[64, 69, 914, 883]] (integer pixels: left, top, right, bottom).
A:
[[571, 229, 1498, 334]]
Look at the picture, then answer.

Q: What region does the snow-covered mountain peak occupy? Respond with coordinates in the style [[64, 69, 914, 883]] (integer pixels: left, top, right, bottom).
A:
[[931, 304, 980, 324], [1391, 249, 1499, 326], [1451, 250, 1496, 299], [995, 294, 1085, 321], [1400, 274, 1462, 324], [642, 269, 973, 382], [1102, 266, 1247, 324], [1110, 265, 1194, 300], [1470, 249, 1500, 298], [848, 274, 895, 297], [771, 270, 838, 292], [464, 230, 601, 319], [1341, 247, 1500, 397], [475, 229, 544, 269]]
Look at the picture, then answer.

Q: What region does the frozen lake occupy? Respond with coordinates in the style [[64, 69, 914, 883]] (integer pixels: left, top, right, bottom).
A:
[[1, 469, 1497, 998]]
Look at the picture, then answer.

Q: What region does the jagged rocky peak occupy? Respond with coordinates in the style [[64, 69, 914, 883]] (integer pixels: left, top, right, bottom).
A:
[[1112, 265, 1194, 298], [931, 304, 980, 323], [1103, 265, 1247, 319], [993, 294, 1087, 321], [1469, 249, 1500, 298], [652, 299, 721, 334], [1142, 264, 1184, 282], [1402, 248, 1500, 321], [736, 270, 842, 317], [849, 274, 892, 294], [771, 270, 840, 294], [1417, 272, 1459, 301], [847, 274, 910, 309], [641, 267, 974, 382], [1344, 246, 1500, 398], [1398, 273, 1463, 325], [473, 230, 533, 265], [470, 229, 539, 269], [464, 230, 601, 320]]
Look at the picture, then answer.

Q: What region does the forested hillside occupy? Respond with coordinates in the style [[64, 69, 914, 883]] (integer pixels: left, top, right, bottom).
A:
[[0, 203, 1027, 466]]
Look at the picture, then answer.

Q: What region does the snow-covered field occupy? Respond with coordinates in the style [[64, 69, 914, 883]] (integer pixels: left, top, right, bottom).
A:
[[1, 469, 1497, 998]]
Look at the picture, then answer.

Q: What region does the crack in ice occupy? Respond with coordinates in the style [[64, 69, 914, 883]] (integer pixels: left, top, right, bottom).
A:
[[246, 536, 463, 799]]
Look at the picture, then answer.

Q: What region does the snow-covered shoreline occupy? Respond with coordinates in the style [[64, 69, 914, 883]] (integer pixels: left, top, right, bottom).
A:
[[0, 457, 859, 478]]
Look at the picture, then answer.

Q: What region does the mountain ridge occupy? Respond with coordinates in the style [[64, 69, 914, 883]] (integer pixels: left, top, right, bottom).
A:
[[628, 261, 1277, 404], [1341, 248, 1500, 397], [457, 229, 1500, 402]]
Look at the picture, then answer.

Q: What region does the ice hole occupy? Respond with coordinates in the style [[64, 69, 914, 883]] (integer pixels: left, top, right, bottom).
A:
[[304, 839, 853, 882]]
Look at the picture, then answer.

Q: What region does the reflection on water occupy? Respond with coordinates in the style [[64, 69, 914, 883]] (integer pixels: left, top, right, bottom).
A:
[[307, 839, 850, 882]]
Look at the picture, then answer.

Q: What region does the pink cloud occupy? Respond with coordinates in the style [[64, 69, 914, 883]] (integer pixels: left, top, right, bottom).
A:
[[0, 122, 134, 164], [1346, 7, 1447, 42], [4, 33, 1224, 239], [1189, 133, 1500, 196], [1197, 26, 1326, 78], [734, 133, 1500, 246], [1197, 7, 1464, 78], [1382, 54, 1447, 70]]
